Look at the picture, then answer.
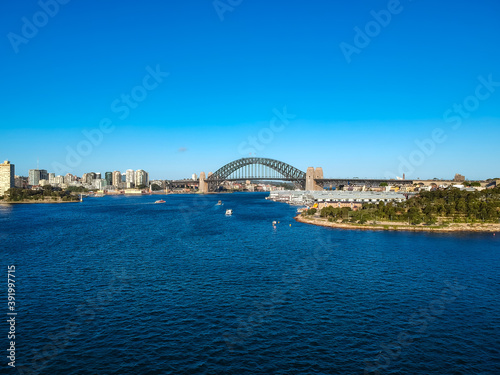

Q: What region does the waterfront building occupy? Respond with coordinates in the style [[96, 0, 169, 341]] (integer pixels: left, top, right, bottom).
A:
[[268, 190, 407, 208], [48, 173, 56, 183], [135, 170, 149, 187], [92, 179, 106, 190], [105, 172, 113, 186], [28, 169, 48, 186], [0, 160, 15, 196], [192, 173, 197, 181], [126, 169, 135, 187], [112, 171, 122, 187]]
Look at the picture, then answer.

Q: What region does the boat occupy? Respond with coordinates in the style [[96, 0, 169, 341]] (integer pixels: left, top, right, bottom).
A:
[[216, 200, 223, 205], [155, 200, 166, 204], [225, 209, 233, 216]]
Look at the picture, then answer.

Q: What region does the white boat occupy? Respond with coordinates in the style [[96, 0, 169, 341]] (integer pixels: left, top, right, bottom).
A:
[[225, 209, 233, 216]]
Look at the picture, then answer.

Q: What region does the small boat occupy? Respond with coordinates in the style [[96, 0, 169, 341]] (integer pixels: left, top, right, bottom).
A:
[[155, 200, 166, 204], [216, 200, 223, 205], [225, 209, 233, 216]]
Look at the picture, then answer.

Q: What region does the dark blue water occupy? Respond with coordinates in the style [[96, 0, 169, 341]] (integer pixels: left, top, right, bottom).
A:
[[1, 193, 499, 374]]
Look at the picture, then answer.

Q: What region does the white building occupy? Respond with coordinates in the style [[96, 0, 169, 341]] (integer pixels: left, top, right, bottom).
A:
[[112, 171, 122, 187], [0, 161, 15, 196], [126, 169, 135, 188], [135, 170, 149, 187]]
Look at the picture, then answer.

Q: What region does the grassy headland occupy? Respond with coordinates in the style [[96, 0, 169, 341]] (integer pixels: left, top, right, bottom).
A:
[[298, 187, 500, 232]]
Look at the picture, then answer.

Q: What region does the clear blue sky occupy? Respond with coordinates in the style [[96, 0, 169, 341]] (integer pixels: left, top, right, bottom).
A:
[[1, 0, 499, 180]]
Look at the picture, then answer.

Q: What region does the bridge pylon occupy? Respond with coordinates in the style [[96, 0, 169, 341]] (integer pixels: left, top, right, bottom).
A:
[[199, 172, 208, 194], [306, 167, 323, 191]]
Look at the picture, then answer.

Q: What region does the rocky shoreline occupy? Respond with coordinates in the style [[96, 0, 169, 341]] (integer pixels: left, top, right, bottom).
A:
[[0, 200, 80, 204], [295, 215, 500, 233]]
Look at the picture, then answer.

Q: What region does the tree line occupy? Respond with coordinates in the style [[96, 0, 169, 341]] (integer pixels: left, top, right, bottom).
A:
[[313, 187, 500, 226]]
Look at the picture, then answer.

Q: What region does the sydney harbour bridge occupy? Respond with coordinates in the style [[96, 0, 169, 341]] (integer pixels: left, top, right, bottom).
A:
[[167, 157, 413, 193]]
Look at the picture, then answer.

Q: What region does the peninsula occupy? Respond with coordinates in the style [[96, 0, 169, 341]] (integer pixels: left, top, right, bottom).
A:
[[296, 187, 500, 233]]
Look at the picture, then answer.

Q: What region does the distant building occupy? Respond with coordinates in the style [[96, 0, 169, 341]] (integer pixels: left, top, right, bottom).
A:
[[64, 173, 75, 184], [126, 169, 135, 187], [48, 173, 56, 183], [454, 174, 466, 182], [82, 172, 97, 185], [29, 169, 48, 186], [105, 172, 113, 186], [14, 176, 28, 189], [112, 171, 122, 187], [192, 173, 197, 181], [54, 176, 64, 185], [135, 170, 149, 187], [0, 160, 15, 196]]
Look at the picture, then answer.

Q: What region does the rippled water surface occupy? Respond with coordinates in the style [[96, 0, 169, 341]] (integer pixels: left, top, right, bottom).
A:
[[1, 193, 499, 374]]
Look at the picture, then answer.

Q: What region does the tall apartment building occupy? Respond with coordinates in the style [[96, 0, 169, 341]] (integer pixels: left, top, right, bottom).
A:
[[105, 172, 113, 186], [0, 160, 15, 196], [64, 173, 75, 184], [28, 169, 48, 186], [126, 169, 135, 185], [112, 171, 122, 187], [135, 170, 149, 187]]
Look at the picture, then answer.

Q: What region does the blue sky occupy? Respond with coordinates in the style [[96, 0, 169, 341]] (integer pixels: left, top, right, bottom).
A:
[[1, 0, 499, 180]]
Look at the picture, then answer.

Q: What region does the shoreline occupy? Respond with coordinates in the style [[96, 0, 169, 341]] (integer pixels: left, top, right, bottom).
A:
[[0, 200, 80, 204], [295, 215, 500, 233]]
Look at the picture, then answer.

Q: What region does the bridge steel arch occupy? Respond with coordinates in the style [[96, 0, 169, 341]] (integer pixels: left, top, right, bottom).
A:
[[206, 157, 306, 192]]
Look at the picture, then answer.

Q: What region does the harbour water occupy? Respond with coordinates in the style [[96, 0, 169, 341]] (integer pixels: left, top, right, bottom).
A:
[[1, 193, 499, 374]]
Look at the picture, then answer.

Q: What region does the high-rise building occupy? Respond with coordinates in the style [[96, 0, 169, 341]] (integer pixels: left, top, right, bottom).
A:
[[0, 160, 15, 196], [105, 172, 113, 186], [82, 172, 97, 185], [48, 173, 55, 183], [28, 169, 48, 186], [112, 171, 122, 187], [64, 173, 75, 184], [126, 169, 135, 184], [135, 170, 149, 187], [14, 176, 28, 189]]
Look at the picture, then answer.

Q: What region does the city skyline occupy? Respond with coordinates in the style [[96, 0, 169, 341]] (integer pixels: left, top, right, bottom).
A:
[[1, 1, 499, 180]]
